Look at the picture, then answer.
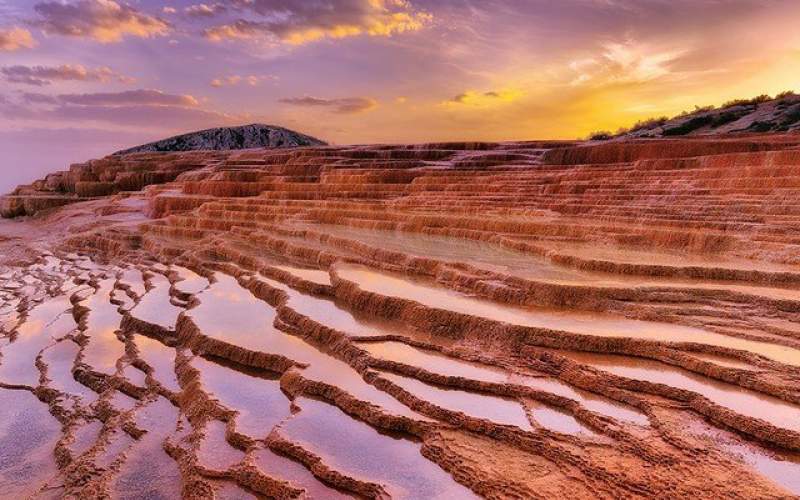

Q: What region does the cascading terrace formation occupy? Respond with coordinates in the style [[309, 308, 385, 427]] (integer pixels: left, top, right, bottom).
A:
[[1, 133, 800, 498]]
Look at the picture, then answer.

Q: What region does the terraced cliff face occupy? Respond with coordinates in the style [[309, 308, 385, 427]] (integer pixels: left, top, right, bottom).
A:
[[2, 134, 800, 498]]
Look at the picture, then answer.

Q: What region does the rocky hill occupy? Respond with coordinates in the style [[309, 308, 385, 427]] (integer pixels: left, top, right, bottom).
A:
[[597, 92, 800, 140], [113, 123, 326, 155], [1, 125, 326, 216]]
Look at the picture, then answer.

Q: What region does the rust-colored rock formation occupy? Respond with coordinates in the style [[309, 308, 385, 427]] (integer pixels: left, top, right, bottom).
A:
[[2, 133, 800, 498]]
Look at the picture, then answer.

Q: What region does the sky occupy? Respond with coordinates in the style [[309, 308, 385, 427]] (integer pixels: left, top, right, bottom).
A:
[[1, 0, 800, 193]]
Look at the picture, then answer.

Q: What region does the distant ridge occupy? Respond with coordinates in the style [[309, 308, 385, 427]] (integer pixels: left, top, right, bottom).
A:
[[114, 123, 326, 154], [592, 91, 800, 140]]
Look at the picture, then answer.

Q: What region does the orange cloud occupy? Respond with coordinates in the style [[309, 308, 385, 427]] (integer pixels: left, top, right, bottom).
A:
[[34, 0, 170, 43], [210, 75, 275, 88], [204, 0, 431, 45], [203, 20, 262, 42], [0, 27, 37, 52]]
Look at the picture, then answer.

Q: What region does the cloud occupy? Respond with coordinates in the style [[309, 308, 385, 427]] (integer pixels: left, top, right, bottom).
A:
[[0, 26, 37, 51], [21, 89, 198, 107], [33, 0, 170, 43], [2, 88, 237, 129], [203, 20, 270, 42], [279, 96, 378, 114], [56, 89, 199, 107], [210, 74, 274, 87], [205, 0, 431, 45], [42, 104, 235, 128], [567, 40, 684, 87], [1, 64, 134, 86], [19, 92, 58, 105], [445, 89, 523, 107], [162, 7, 177, 15], [185, 3, 226, 18]]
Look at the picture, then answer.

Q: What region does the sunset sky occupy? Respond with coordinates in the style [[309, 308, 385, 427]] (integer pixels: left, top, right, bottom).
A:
[[1, 0, 800, 191]]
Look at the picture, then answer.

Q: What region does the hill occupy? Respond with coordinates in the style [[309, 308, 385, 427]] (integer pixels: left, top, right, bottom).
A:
[[0, 124, 326, 215], [595, 92, 800, 140], [113, 123, 326, 154]]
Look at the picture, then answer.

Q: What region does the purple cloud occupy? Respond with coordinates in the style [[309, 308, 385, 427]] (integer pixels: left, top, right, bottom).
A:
[[46, 104, 236, 128], [185, 3, 227, 18], [43, 89, 199, 107], [279, 96, 378, 114], [2, 64, 134, 86], [3, 88, 231, 129]]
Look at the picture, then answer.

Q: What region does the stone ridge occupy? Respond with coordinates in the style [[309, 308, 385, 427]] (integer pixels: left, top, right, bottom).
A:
[[113, 124, 327, 155], [606, 92, 800, 139]]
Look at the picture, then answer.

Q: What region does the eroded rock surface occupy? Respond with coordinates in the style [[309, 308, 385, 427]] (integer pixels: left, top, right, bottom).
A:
[[114, 124, 326, 155], [612, 93, 800, 138], [2, 134, 800, 498]]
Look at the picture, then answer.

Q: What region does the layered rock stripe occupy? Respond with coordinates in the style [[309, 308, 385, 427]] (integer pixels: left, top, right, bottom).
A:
[[1, 133, 800, 498]]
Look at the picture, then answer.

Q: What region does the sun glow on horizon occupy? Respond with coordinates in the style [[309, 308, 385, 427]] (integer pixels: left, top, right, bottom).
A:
[[1, 0, 799, 190]]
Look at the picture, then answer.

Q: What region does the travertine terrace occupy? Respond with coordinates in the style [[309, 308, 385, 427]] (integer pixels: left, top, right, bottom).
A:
[[2, 133, 800, 498]]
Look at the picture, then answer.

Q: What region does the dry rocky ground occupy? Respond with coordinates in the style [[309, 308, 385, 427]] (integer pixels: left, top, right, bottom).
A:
[[1, 134, 800, 498], [611, 92, 800, 139]]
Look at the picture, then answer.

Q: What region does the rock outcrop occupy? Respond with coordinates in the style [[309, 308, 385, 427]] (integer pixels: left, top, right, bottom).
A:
[[1, 125, 325, 217], [3, 132, 800, 498], [605, 92, 800, 139], [114, 124, 326, 155]]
